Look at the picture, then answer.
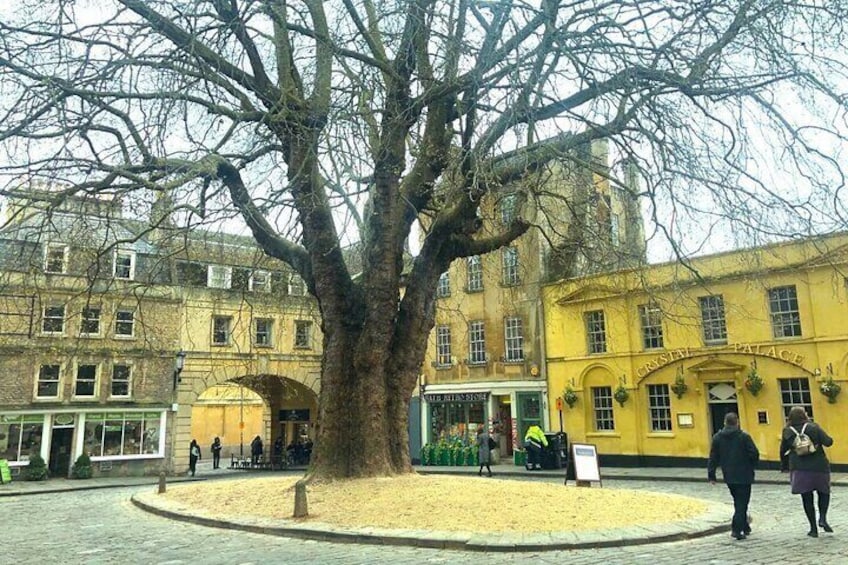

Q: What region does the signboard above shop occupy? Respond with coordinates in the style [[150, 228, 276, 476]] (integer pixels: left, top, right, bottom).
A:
[[424, 392, 490, 403], [278, 409, 310, 422]]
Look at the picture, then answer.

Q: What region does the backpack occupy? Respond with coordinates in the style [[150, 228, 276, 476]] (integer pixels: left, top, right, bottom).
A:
[[790, 423, 816, 456], [488, 436, 497, 451]]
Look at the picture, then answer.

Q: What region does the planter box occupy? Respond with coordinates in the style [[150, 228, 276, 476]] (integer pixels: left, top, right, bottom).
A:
[[514, 450, 527, 466]]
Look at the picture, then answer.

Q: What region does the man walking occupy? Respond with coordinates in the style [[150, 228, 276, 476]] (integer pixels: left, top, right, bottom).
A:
[[708, 412, 760, 540]]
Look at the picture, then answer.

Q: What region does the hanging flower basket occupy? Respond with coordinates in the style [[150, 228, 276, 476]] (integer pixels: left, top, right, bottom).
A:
[[744, 367, 764, 396], [614, 385, 630, 407], [671, 375, 688, 399], [563, 386, 579, 409], [820, 376, 841, 404]]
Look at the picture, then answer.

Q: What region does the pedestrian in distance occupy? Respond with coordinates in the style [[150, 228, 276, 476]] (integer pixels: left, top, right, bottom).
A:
[[524, 424, 547, 470], [780, 405, 835, 537], [476, 425, 493, 477], [188, 439, 201, 477], [708, 412, 759, 540], [250, 435, 264, 466], [210, 436, 222, 470]]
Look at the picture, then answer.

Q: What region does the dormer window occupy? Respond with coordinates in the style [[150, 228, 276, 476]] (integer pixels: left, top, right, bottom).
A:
[[250, 270, 271, 292], [44, 243, 68, 274], [114, 250, 136, 280], [207, 265, 232, 289]]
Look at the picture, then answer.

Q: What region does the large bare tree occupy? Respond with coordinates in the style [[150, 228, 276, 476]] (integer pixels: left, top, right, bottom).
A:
[[1, 0, 846, 478]]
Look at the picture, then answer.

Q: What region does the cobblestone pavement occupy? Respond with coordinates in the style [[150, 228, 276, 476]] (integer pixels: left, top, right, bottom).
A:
[[5, 478, 846, 565]]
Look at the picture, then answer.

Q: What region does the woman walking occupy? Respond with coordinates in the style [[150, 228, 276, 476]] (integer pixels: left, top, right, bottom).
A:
[[476, 426, 493, 477], [780, 406, 835, 537], [188, 439, 201, 477]]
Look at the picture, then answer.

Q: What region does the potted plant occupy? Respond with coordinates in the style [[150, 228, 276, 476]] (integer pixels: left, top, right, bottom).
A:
[[671, 372, 688, 399], [421, 443, 433, 466], [614, 384, 630, 407], [25, 454, 48, 481], [563, 386, 579, 409], [820, 375, 842, 403], [71, 453, 93, 479], [745, 365, 764, 396]]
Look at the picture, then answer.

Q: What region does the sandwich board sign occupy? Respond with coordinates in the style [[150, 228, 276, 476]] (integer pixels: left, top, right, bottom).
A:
[[570, 443, 601, 486], [0, 459, 12, 484]]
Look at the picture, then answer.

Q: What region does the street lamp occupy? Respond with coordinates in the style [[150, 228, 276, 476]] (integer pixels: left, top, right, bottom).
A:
[[172, 350, 186, 390], [418, 374, 427, 453]]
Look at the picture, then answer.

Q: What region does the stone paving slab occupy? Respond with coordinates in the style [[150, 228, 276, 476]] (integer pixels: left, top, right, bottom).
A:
[[130, 489, 731, 552]]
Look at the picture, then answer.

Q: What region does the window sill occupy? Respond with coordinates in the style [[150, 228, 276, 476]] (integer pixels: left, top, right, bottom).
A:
[[90, 454, 164, 461], [72, 395, 98, 401], [114, 334, 136, 339], [34, 396, 60, 401], [434, 364, 454, 371], [211, 343, 231, 347], [646, 432, 675, 438], [500, 281, 521, 288], [39, 332, 66, 337], [108, 395, 132, 400], [254, 344, 274, 349], [703, 340, 728, 347], [293, 345, 313, 350], [79, 334, 103, 339], [586, 432, 621, 438], [503, 359, 524, 364], [464, 288, 484, 294], [467, 361, 488, 367]]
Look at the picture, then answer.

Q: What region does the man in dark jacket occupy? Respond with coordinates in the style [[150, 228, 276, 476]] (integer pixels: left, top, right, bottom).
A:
[[708, 412, 760, 540]]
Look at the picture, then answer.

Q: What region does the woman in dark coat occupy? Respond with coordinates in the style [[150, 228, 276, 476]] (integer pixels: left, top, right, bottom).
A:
[[250, 435, 264, 466], [188, 439, 201, 476], [476, 426, 493, 477], [780, 406, 834, 537]]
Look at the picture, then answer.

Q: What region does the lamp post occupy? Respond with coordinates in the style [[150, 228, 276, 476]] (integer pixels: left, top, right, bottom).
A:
[[239, 383, 245, 458], [418, 374, 427, 451], [172, 350, 186, 391]]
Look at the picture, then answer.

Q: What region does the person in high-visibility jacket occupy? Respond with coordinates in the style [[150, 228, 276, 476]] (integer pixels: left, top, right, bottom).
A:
[[524, 425, 548, 470]]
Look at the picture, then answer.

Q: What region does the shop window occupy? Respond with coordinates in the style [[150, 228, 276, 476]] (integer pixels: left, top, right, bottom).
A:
[[212, 316, 232, 346], [80, 307, 101, 336], [592, 386, 615, 431], [466, 256, 483, 292], [294, 320, 312, 348], [468, 320, 486, 364], [779, 378, 813, 421], [44, 243, 67, 274], [769, 285, 802, 338], [436, 325, 452, 367], [41, 304, 65, 334], [639, 302, 664, 350], [83, 412, 163, 458], [111, 364, 132, 398], [250, 270, 272, 292], [504, 317, 524, 362], [75, 364, 97, 397], [255, 318, 273, 347], [699, 295, 727, 345], [502, 247, 520, 286], [437, 272, 451, 298], [429, 401, 485, 444], [113, 250, 135, 280], [115, 310, 135, 337], [36, 364, 60, 398], [586, 310, 607, 354], [0, 415, 44, 463], [647, 384, 672, 431], [207, 265, 232, 289]]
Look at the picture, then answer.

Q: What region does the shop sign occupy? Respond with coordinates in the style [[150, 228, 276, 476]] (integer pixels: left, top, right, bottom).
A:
[[636, 342, 806, 378], [54, 414, 74, 426], [424, 392, 489, 403], [279, 409, 310, 422], [636, 348, 694, 377]]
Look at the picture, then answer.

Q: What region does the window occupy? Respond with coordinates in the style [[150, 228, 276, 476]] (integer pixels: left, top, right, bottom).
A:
[[175, 261, 207, 286], [592, 386, 615, 431], [586, 310, 607, 354], [111, 365, 132, 397], [610, 213, 621, 246], [207, 265, 232, 289], [255, 318, 273, 347], [81, 307, 101, 336], [466, 256, 483, 292], [468, 320, 486, 364], [42, 305, 65, 334], [75, 364, 97, 397], [250, 270, 272, 292], [504, 317, 524, 362], [500, 194, 517, 225], [647, 384, 672, 431], [113, 250, 135, 280], [289, 274, 306, 296], [502, 247, 519, 286], [212, 316, 231, 345], [436, 325, 452, 366], [294, 320, 312, 348], [0, 415, 44, 463], [83, 412, 163, 458], [779, 378, 813, 421], [437, 272, 451, 298], [44, 243, 67, 273], [115, 310, 135, 337], [37, 365, 60, 398], [769, 285, 802, 338], [639, 303, 664, 349], [699, 295, 728, 345]]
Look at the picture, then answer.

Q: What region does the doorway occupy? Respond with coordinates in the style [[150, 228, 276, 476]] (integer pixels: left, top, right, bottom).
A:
[[49, 428, 74, 477], [707, 382, 739, 437]]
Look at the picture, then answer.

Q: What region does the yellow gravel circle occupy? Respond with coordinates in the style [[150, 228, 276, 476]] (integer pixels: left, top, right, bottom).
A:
[[163, 474, 707, 533]]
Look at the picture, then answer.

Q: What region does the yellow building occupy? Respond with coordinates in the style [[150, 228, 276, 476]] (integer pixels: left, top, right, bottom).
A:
[[544, 233, 848, 468]]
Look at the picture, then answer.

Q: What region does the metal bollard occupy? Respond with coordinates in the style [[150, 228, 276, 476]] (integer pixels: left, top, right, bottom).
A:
[[158, 471, 167, 494]]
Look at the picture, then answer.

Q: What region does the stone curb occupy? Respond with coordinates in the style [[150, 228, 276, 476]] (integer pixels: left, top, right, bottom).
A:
[[131, 491, 732, 552]]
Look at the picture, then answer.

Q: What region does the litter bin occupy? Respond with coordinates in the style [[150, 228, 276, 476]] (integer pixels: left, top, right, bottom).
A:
[[541, 432, 568, 469]]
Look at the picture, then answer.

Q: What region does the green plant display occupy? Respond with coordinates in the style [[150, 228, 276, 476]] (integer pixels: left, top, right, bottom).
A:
[[563, 386, 579, 408], [745, 367, 764, 396], [614, 385, 630, 407], [820, 375, 842, 403], [25, 454, 48, 481], [671, 373, 688, 399], [421, 443, 434, 465], [71, 453, 93, 479]]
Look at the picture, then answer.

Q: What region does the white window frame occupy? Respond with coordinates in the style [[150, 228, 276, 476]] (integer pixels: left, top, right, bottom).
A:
[[207, 265, 233, 289], [500, 194, 517, 225], [212, 316, 232, 346], [36, 364, 61, 399], [466, 256, 483, 292], [592, 386, 615, 431], [294, 320, 312, 349], [80, 307, 102, 337], [289, 274, 306, 296], [255, 318, 273, 347], [114, 310, 135, 338], [647, 384, 672, 432], [779, 377, 813, 421], [113, 249, 136, 280], [586, 310, 607, 354], [74, 363, 98, 399], [768, 285, 802, 338], [437, 272, 451, 298], [41, 304, 65, 335], [110, 364, 132, 398], [468, 320, 486, 364], [502, 247, 520, 286], [699, 295, 728, 345], [639, 303, 664, 350], [249, 270, 272, 292], [504, 317, 524, 362], [44, 243, 68, 274], [610, 213, 621, 246], [81, 411, 167, 461], [436, 325, 452, 366]]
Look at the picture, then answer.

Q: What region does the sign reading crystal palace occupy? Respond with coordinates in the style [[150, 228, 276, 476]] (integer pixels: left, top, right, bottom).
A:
[[636, 342, 807, 378]]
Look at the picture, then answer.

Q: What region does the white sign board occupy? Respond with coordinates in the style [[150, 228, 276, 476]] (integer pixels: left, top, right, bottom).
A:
[[571, 443, 601, 483]]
